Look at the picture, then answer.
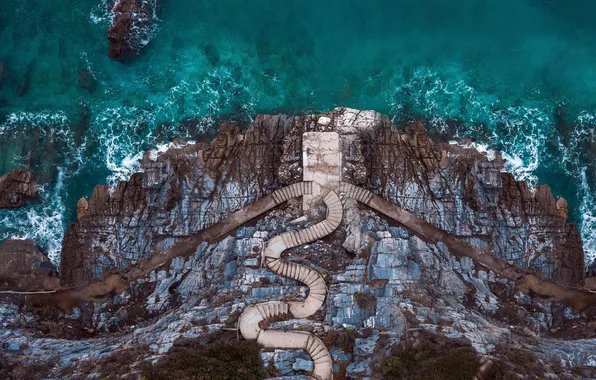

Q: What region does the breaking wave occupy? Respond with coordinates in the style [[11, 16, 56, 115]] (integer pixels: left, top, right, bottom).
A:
[[388, 67, 596, 263]]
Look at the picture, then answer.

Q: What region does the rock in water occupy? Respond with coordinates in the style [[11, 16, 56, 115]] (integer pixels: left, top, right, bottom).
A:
[[0, 60, 7, 85], [0, 240, 59, 290], [107, 0, 159, 61], [0, 168, 37, 208], [78, 69, 97, 93], [16, 70, 29, 97]]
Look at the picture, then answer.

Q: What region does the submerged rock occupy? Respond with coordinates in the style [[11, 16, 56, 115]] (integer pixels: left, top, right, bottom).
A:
[[107, 0, 160, 61], [0, 168, 37, 208], [16, 69, 29, 97], [77, 69, 96, 93], [0, 60, 7, 84]]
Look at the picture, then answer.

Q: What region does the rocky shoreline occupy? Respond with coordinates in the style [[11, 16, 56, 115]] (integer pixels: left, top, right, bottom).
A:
[[1, 108, 595, 379]]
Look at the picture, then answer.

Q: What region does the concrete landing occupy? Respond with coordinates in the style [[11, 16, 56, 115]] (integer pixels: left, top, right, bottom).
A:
[[302, 132, 341, 212]]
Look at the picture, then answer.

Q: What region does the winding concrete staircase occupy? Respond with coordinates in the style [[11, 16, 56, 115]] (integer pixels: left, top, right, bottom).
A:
[[239, 183, 342, 380]]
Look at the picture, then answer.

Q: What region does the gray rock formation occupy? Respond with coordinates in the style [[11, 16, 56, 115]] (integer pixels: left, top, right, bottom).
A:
[[61, 109, 583, 288], [61, 120, 295, 285], [1, 108, 594, 379]]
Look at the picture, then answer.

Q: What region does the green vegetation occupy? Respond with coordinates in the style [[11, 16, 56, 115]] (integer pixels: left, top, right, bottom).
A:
[[381, 332, 479, 380], [354, 291, 377, 310], [0, 353, 52, 380], [142, 340, 265, 380]]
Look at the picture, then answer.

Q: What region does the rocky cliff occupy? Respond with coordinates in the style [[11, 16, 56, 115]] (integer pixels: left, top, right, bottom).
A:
[[61, 109, 583, 288], [1, 108, 595, 379]]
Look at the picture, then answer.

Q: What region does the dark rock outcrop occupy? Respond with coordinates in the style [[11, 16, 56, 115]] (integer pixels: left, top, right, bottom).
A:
[[60, 118, 295, 285], [337, 113, 584, 285], [0, 60, 7, 85], [78, 69, 97, 93], [2, 109, 595, 380], [107, 0, 159, 61], [0, 239, 58, 290], [60, 108, 584, 290], [0, 168, 37, 208]]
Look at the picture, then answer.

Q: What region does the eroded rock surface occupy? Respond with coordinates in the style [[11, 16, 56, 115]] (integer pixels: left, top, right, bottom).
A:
[[0, 168, 37, 209], [61, 119, 296, 285], [61, 109, 583, 288], [3, 108, 594, 379], [107, 0, 160, 61], [0, 240, 58, 290]]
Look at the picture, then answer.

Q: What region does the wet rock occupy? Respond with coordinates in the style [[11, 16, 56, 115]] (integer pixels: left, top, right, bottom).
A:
[[0, 169, 37, 209], [60, 116, 297, 285], [78, 69, 96, 93], [0, 61, 7, 84], [107, 0, 160, 61], [16, 69, 29, 97], [8, 108, 589, 379], [0, 240, 58, 290]]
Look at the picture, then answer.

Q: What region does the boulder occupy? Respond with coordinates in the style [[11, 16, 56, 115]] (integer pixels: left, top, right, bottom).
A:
[[78, 69, 97, 93], [0, 169, 37, 209], [0, 240, 58, 290], [107, 0, 159, 61]]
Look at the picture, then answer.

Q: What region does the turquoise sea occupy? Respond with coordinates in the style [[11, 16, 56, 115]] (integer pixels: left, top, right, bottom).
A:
[[0, 0, 594, 264]]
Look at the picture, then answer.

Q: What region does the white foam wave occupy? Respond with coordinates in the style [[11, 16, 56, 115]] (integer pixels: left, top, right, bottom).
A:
[[148, 140, 197, 162], [89, 0, 112, 25], [389, 67, 596, 265], [0, 168, 67, 264], [449, 140, 497, 161], [94, 67, 256, 189], [579, 169, 596, 264], [0, 111, 83, 265], [389, 67, 549, 187], [571, 114, 596, 264]]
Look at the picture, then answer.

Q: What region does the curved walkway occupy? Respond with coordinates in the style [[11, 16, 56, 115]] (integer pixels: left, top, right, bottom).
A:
[[239, 186, 342, 380]]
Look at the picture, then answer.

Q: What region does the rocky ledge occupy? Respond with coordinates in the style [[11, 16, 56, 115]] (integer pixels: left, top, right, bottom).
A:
[[1, 108, 595, 379], [0, 240, 58, 291], [107, 0, 160, 61], [0, 168, 37, 209]]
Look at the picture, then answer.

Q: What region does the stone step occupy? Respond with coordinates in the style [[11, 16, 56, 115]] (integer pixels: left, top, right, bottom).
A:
[[314, 355, 332, 365], [305, 227, 316, 242], [303, 181, 312, 195], [296, 267, 309, 284], [304, 270, 320, 286], [309, 293, 326, 302], [306, 335, 317, 352], [311, 345, 327, 361], [309, 281, 327, 295], [255, 305, 266, 319], [268, 258, 282, 272], [318, 220, 332, 235]]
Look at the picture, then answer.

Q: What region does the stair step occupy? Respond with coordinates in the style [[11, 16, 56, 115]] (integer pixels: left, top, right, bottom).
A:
[[309, 293, 326, 302]]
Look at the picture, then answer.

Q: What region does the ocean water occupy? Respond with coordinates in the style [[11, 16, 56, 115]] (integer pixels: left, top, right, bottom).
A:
[[0, 0, 594, 264]]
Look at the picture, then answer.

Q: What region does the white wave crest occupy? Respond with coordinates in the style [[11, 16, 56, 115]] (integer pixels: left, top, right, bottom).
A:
[[0, 167, 67, 264]]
